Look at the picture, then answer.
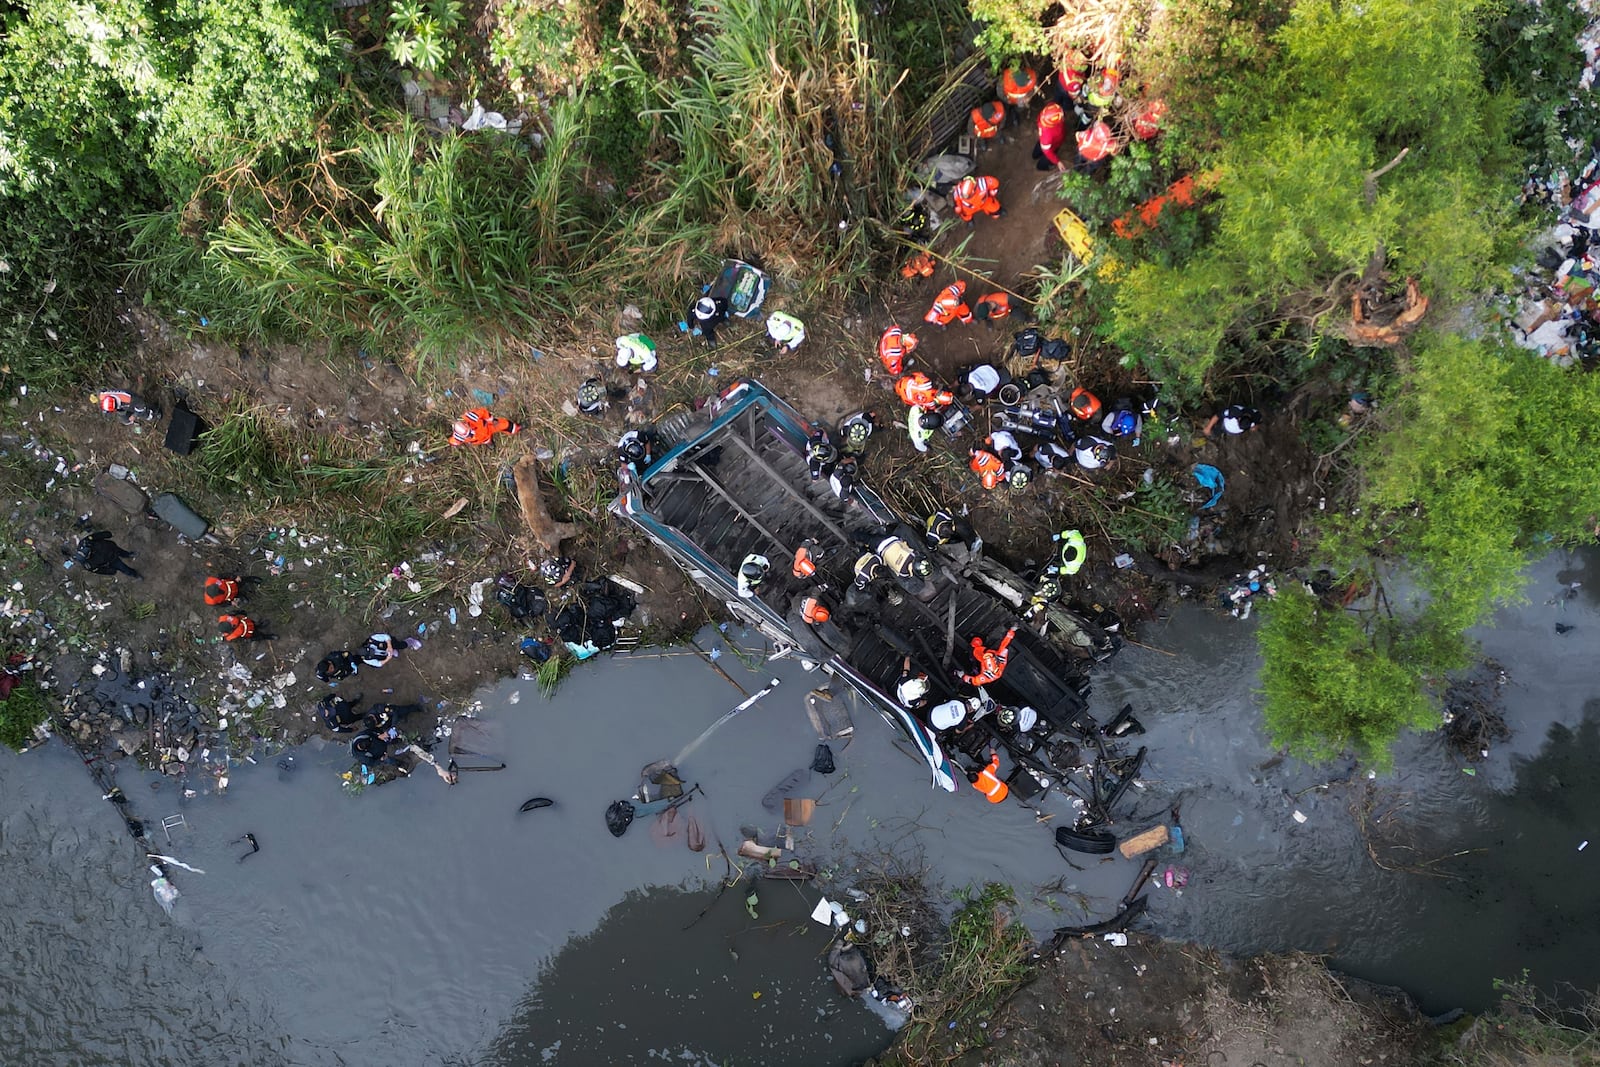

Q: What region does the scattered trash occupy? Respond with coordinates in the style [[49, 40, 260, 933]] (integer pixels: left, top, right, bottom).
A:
[[1103, 932, 1129, 947], [1292, 810, 1308, 823]]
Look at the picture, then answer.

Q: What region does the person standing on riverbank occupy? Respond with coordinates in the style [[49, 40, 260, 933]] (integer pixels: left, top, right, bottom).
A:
[[1034, 103, 1070, 171], [766, 311, 806, 352], [615, 333, 658, 374], [359, 633, 401, 668], [877, 325, 918, 375], [217, 614, 262, 642]]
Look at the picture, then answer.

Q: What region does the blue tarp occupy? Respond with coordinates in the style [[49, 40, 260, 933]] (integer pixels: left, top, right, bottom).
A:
[[1192, 464, 1225, 509]]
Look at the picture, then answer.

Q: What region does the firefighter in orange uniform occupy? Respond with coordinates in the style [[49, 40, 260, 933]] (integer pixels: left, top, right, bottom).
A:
[[968, 447, 1007, 491], [969, 100, 1006, 143], [961, 627, 1016, 686], [878, 326, 919, 375], [896, 372, 955, 410], [924, 281, 973, 327], [217, 614, 258, 642], [969, 750, 1009, 803], [950, 176, 1002, 223], [999, 66, 1038, 109], [450, 407, 521, 447], [204, 576, 243, 607]]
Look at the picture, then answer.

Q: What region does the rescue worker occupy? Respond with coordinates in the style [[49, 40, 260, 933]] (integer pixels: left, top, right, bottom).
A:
[[766, 311, 806, 352], [968, 750, 1009, 803], [987, 429, 1023, 464], [971, 292, 1011, 325], [899, 251, 935, 279], [799, 595, 832, 625], [575, 377, 606, 415], [877, 326, 919, 375], [316, 650, 360, 683], [862, 531, 931, 581], [1101, 398, 1143, 439], [349, 726, 396, 767], [969, 100, 1006, 143], [923, 281, 973, 328], [1033, 102, 1070, 171], [539, 556, 577, 588], [998, 65, 1038, 109], [1076, 120, 1116, 171], [925, 509, 977, 550], [317, 693, 365, 733], [895, 656, 931, 710], [1007, 466, 1032, 491], [1086, 55, 1122, 110], [217, 613, 258, 642], [1025, 570, 1064, 619], [614, 333, 659, 374], [685, 295, 728, 345], [853, 550, 887, 590], [968, 446, 1007, 491], [1074, 434, 1116, 470], [71, 530, 139, 578], [907, 407, 941, 453], [792, 539, 822, 579], [1053, 51, 1089, 104], [951, 175, 1002, 224], [1035, 440, 1074, 472], [618, 428, 656, 471], [961, 362, 1005, 402], [736, 553, 770, 599], [805, 427, 837, 480], [1204, 404, 1263, 437], [92, 390, 158, 423], [203, 576, 246, 607], [837, 411, 877, 454], [1052, 528, 1088, 576], [897, 371, 956, 410], [359, 632, 402, 668], [961, 627, 1016, 687], [1068, 387, 1101, 423], [1132, 99, 1167, 141], [450, 408, 521, 447], [829, 454, 859, 501], [929, 698, 968, 733]]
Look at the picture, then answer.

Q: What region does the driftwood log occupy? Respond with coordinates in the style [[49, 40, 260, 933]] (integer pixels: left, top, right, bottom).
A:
[[512, 455, 578, 557]]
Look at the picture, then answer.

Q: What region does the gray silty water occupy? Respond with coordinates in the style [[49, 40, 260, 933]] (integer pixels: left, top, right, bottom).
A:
[[4, 548, 1600, 1064]]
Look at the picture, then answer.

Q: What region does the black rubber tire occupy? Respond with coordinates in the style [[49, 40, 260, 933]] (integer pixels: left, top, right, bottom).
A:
[[1055, 825, 1116, 854]]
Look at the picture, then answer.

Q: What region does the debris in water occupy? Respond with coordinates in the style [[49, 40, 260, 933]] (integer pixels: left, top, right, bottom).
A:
[[1292, 810, 1308, 823]]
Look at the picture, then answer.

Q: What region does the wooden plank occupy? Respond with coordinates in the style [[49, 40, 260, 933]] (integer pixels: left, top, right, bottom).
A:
[[1118, 825, 1169, 859], [723, 431, 852, 546]]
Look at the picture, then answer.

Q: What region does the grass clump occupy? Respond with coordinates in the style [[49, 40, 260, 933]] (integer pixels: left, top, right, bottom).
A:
[[0, 679, 50, 752]]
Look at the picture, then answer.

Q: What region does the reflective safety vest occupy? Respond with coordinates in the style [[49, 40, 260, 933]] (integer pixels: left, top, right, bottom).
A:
[[1077, 120, 1116, 163], [969, 448, 1006, 491], [970, 100, 1005, 140], [962, 628, 1015, 685], [451, 407, 518, 446], [1000, 66, 1038, 107], [204, 577, 240, 606], [924, 284, 973, 327], [793, 543, 818, 579], [878, 326, 918, 375], [854, 551, 885, 587], [218, 614, 255, 642], [907, 404, 936, 452], [1133, 99, 1167, 140], [1054, 528, 1088, 576], [951, 176, 1001, 221], [974, 293, 1011, 323], [800, 596, 831, 624], [900, 251, 935, 279], [876, 536, 917, 577], [896, 372, 955, 409], [1056, 58, 1088, 98], [973, 753, 1009, 803], [615, 333, 658, 372], [766, 312, 806, 349]]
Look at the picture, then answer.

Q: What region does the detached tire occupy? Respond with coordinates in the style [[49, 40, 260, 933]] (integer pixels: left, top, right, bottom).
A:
[[1055, 825, 1117, 854]]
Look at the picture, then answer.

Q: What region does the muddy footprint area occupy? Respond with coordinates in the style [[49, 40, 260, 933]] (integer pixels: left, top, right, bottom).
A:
[[940, 937, 1433, 1067]]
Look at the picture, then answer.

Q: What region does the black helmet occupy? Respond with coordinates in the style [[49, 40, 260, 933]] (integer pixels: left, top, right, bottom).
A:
[[1008, 467, 1032, 490], [740, 556, 769, 581], [576, 377, 604, 408], [912, 555, 934, 579], [919, 410, 944, 431], [619, 435, 647, 463], [539, 557, 571, 584]]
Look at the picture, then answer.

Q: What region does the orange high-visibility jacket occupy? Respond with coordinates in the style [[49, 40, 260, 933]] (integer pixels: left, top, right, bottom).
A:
[[1000, 66, 1038, 106], [970, 100, 1005, 140], [973, 753, 1009, 803], [900, 251, 935, 279], [218, 614, 256, 642], [450, 408, 518, 447], [924, 283, 973, 327], [792, 544, 817, 579], [878, 326, 917, 375], [800, 596, 831, 624], [204, 577, 240, 606], [951, 176, 1001, 221], [1077, 121, 1116, 163], [962, 628, 1016, 685], [974, 293, 1011, 323], [969, 449, 1006, 490], [896, 372, 955, 410]]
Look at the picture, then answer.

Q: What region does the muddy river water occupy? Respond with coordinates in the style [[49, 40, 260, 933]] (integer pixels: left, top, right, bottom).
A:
[[3, 548, 1598, 1065]]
